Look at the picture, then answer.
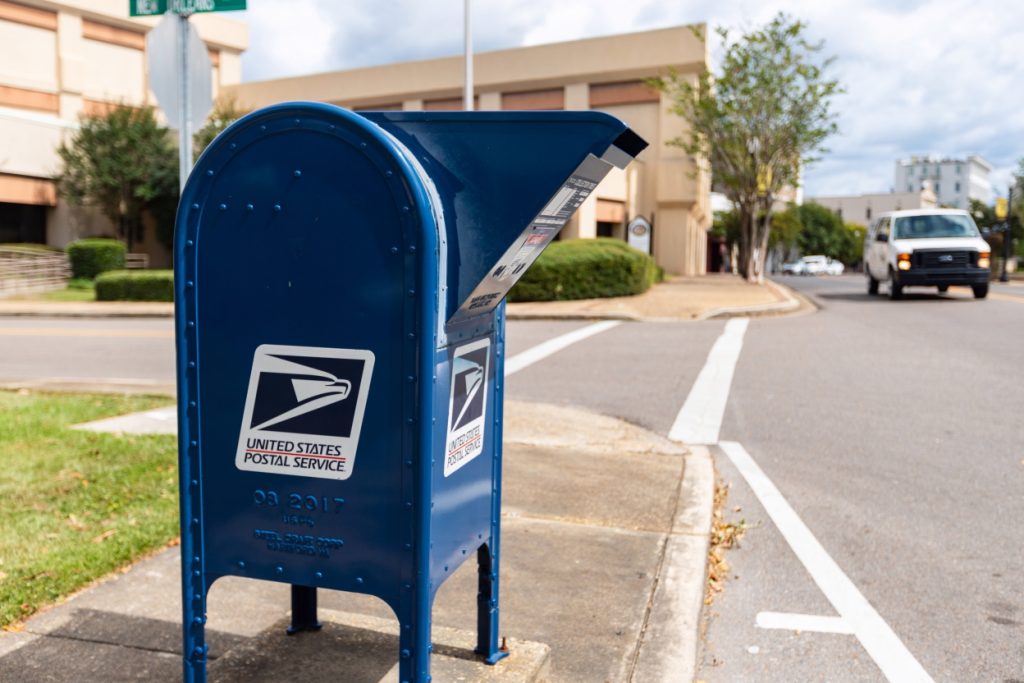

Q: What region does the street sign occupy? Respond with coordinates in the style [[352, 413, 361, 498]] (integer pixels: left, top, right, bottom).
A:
[[627, 215, 652, 254], [174, 103, 646, 683], [130, 0, 246, 16], [995, 197, 1008, 220], [146, 14, 211, 131]]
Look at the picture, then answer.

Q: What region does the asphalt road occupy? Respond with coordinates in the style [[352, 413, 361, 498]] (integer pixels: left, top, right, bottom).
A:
[[701, 275, 1024, 683], [1, 276, 1022, 682], [0, 317, 174, 385]]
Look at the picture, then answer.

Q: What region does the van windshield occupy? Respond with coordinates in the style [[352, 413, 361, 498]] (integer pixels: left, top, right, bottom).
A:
[[892, 214, 980, 240]]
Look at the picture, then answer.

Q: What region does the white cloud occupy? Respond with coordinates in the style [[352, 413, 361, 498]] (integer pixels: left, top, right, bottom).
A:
[[231, 0, 1024, 201]]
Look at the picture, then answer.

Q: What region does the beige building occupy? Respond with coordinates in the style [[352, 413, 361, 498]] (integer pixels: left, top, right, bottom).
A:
[[0, 0, 247, 263], [807, 186, 938, 226], [230, 26, 711, 276]]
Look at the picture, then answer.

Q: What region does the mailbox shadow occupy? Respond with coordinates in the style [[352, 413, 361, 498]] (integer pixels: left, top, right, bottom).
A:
[[207, 618, 488, 682], [0, 608, 245, 682]]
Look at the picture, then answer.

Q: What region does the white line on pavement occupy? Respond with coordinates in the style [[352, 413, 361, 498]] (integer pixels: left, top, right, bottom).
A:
[[720, 440, 934, 683], [70, 322, 622, 435], [668, 318, 749, 445], [755, 611, 854, 635], [504, 320, 621, 377]]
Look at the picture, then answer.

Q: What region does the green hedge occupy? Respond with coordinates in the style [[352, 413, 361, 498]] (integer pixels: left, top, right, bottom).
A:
[[66, 239, 125, 279], [508, 238, 662, 302], [95, 270, 173, 301]]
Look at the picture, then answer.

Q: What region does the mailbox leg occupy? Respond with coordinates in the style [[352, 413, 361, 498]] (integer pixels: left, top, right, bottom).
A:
[[287, 584, 322, 634], [476, 543, 509, 664], [399, 595, 434, 683]]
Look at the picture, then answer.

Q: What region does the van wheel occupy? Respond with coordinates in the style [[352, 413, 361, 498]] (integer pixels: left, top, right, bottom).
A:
[[972, 283, 988, 299], [937, 285, 949, 293], [868, 275, 879, 295], [888, 270, 903, 300]]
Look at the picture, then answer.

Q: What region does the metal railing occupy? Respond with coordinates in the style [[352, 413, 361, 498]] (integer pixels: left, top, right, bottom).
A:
[[0, 246, 70, 298]]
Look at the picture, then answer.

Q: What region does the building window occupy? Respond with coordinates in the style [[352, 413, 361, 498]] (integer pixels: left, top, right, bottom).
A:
[[935, 183, 940, 194], [956, 164, 962, 175], [955, 181, 960, 193], [908, 183, 913, 192], [837, 208, 843, 219], [0, 203, 46, 243], [866, 207, 872, 220]]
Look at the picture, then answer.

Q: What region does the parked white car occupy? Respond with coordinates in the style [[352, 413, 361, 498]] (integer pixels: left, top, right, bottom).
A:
[[781, 255, 845, 276], [863, 209, 991, 299]]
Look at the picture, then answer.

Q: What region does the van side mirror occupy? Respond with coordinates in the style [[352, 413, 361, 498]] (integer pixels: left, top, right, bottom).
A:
[[876, 233, 889, 243]]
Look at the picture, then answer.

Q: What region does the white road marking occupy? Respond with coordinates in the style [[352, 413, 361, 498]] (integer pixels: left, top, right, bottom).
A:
[[504, 320, 621, 377], [668, 318, 749, 445], [756, 611, 855, 635], [720, 440, 934, 683], [71, 322, 622, 435]]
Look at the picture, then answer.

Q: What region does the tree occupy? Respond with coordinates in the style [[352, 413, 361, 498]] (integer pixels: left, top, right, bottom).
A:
[[969, 198, 995, 229], [194, 95, 251, 157], [653, 14, 841, 283], [838, 222, 866, 267], [57, 106, 178, 251], [770, 204, 802, 258], [796, 202, 846, 257]]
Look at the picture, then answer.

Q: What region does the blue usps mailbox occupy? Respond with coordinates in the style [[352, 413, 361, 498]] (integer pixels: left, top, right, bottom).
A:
[[174, 102, 646, 682]]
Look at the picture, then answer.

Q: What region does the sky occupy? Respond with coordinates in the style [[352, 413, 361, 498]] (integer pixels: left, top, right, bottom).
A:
[[228, 0, 1024, 200]]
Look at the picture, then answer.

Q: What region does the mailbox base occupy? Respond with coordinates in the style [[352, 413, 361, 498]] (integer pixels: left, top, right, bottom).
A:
[[208, 609, 551, 683]]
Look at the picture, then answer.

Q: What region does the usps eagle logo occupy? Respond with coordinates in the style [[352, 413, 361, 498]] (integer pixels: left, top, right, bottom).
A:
[[236, 345, 374, 480]]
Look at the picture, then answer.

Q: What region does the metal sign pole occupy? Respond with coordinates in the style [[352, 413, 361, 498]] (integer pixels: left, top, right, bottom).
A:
[[177, 11, 193, 192], [463, 0, 473, 111]]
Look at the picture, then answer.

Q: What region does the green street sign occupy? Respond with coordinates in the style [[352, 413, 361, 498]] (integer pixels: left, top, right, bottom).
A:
[[130, 0, 246, 16]]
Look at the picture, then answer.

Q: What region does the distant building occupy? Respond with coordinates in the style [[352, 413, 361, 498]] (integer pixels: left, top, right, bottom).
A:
[[230, 26, 713, 276], [807, 186, 937, 225], [894, 155, 991, 209], [0, 1, 247, 265]]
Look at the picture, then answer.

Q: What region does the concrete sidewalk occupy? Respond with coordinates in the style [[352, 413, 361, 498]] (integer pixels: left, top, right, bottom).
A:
[[0, 401, 714, 683], [508, 275, 802, 321], [0, 275, 805, 321]]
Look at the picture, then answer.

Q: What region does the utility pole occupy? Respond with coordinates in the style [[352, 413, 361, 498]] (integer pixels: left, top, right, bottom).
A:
[[463, 0, 473, 111]]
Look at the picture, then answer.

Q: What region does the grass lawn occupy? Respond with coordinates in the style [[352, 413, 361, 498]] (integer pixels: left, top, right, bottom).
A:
[[37, 279, 96, 302], [0, 391, 178, 628]]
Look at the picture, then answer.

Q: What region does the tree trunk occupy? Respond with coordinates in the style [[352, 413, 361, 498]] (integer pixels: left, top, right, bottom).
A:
[[742, 207, 764, 284], [737, 204, 754, 280], [742, 198, 775, 285]]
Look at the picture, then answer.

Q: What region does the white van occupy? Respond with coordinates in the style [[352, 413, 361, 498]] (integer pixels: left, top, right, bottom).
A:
[[863, 209, 991, 299]]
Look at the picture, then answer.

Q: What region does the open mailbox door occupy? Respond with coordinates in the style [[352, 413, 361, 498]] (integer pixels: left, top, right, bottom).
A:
[[174, 103, 646, 683]]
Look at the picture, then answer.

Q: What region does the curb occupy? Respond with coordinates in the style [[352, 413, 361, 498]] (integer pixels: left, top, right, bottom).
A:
[[0, 310, 173, 319], [695, 279, 802, 320], [2, 282, 813, 323], [631, 445, 715, 682], [0, 378, 176, 396], [505, 310, 640, 322]]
